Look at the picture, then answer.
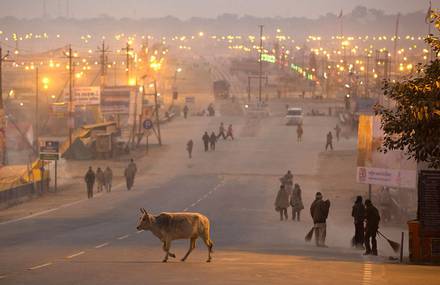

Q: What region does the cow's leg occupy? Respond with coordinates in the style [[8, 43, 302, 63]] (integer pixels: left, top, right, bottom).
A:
[[202, 235, 214, 262], [162, 240, 172, 262], [181, 237, 197, 262], [162, 241, 175, 259]]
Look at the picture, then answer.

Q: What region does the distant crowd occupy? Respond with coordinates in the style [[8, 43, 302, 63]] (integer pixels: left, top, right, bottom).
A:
[[186, 122, 234, 158], [84, 159, 138, 199]]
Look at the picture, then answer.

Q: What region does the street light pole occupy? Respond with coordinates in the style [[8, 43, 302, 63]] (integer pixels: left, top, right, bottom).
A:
[[0, 47, 10, 165], [258, 25, 264, 103], [35, 67, 39, 150]]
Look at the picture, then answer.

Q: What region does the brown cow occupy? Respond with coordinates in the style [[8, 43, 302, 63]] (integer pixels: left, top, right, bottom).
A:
[[136, 208, 214, 263]]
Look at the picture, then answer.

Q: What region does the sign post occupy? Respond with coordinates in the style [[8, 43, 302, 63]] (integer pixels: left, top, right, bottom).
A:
[[39, 140, 60, 192]]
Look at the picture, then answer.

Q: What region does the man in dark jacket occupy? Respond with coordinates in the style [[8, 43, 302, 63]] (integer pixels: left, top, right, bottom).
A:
[[202, 132, 210, 152], [210, 132, 217, 151], [364, 199, 380, 255], [310, 192, 331, 247], [124, 159, 137, 191], [186, 139, 194, 159], [183, 105, 189, 119], [352, 196, 365, 249], [84, 166, 95, 199], [325, 131, 333, 150]]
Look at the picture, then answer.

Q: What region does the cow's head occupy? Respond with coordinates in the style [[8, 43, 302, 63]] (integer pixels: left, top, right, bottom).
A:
[[137, 208, 152, 231]]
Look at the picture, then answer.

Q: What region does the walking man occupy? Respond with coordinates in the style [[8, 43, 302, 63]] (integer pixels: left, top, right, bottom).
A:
[[290, 184, 304, 221], [297, 124, 303, 142], [226, 124, 234, 140], [334, 124, 341, 142], [210, 132, 217, 151], [183, 105, 189, 119], [325, 131, 333, 150], [217, 122, 226, 140], [310, 192, 331, 247], [202, 132, 210, 152], [351, 196, 365, 249], [364, 199, 381, 256], [96, 167, 105, 192], [124, 159, 137, 191], [186, 139, 194, 159], [104, 166, 113, 193], [275, 184, 290, 221], [84, 166, 95, 199]]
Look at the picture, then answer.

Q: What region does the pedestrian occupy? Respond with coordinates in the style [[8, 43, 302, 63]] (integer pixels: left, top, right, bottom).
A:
[[280, 170, 293, 185], [297, 124, 303, 142], [310, 192, 331, 247], [210, 132, 217, 151], [226, 124, 234, 140], [364, 199, 380, 256], [351, 196, 365, 249], [202, 132, 210, 152], [183, 105, 189, 119], [334, 124, 341, 142], [84, 166, 95, 199], [124, 159, 137, 191], [325, 131, 333, 150], [217, 122, 226, 140], [96, 167, 105, 192], [275, 184, 290, 221], [104, 166, 113, 193], [186, 139, 194, 159], [290, 183, 304, 221]]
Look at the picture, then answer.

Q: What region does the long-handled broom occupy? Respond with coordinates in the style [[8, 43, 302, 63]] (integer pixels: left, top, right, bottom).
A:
[[305, 227, 314, 242], [377, 231, 401, 253]]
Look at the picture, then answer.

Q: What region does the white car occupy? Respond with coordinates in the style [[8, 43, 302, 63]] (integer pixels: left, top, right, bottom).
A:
[[285, 107, 303, 125]]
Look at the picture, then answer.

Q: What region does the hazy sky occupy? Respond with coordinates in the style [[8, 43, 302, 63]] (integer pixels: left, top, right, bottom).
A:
[[0, 0, 435, 19]]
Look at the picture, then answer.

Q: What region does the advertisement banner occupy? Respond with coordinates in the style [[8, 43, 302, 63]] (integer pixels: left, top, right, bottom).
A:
[[356, 115, 417, 188], [64, 87, 100, 106], [101, 86, 142, 126]]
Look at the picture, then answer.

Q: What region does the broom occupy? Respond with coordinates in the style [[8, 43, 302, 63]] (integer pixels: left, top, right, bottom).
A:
[[305, 227, 314, 242], [377, 231, 400, 253]]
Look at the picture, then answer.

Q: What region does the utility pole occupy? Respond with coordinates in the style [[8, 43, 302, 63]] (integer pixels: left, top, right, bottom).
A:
[[35, 67, 39, 150], [97, 40, 110, 87], [65, 45, 74, 148], [258, 25, 264, 103], [153, 80, 162, 146], [0, 47, 10, 165], [393, 13, 400, 79], [122, 42, 133, 84]]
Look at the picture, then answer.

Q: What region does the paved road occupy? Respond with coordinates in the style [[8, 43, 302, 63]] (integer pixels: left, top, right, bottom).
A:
[[0, 101, 438, 285]]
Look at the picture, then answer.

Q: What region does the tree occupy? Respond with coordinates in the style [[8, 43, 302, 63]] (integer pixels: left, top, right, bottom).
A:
[[375, 11, 440, 169]]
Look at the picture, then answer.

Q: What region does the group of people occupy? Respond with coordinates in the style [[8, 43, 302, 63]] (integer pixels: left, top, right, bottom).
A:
[[185, 122, 234, 158], [274, 171, 305, 221], [84, 159, 137, 199], [352, 196, 381, 255], [274, 170, 382, 254]]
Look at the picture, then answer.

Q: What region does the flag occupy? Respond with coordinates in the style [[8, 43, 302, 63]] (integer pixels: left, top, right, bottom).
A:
[[425, 0, 432, 24], [338, 9, 343, 19]]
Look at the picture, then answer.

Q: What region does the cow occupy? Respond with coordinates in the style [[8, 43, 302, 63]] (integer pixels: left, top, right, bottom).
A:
[[136, 208, 214, 263]]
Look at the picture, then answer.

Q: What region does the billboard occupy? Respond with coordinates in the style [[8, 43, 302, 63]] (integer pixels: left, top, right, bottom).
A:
[[357, 115, 417, 188], [100, 86, 142, 126], [64, 87, 100, 106]]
